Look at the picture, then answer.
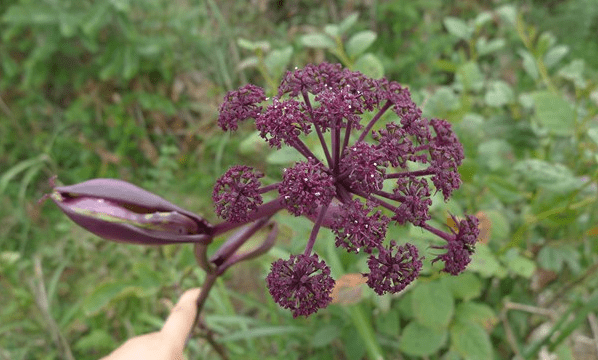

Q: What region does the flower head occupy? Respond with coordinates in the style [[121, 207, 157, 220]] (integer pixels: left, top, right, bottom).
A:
[[255, 98, 311, 148], [366, 241, 422, 295], [266, 253, 335, 318], [213, 166, 264, 223], [215, 63, 478, 316], [432, 215, 479, 275], [218, 84, 266, 131], [392, 176, 432, 226], [332, 199, 389, 254], [279, 159, 335, 216]]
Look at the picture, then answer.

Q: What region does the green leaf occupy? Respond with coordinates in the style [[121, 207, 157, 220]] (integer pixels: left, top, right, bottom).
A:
[[443, 272, 482, 301], [412, 280, 454, 329], [476, 37, 506, 56], [59, 12, 80, 37], [74, 329, 115, 351], [82, 2, 110, 36], [455, 62, 484, 92], [530, 91, 575, 135], [454, 302, 498, 331], [497, 5, 517, 25], [220, 326, 305, 342], [353, 53, 384, 79], [3, 4, 58, 25], [83, 281, 144, 316], [299, 34, 335, 49], [477, 140, 513, 173], [514, 159, 582, 193], [450, 322, 493, 360], [122, 46, 139, 80], [484, 210, 511, 242], [346, 30, 377, 58], [486, 175, 526, 204], [423, 87, 460, 118], [544, 45, 569, 69], [537, 245, 581, 273], [558, 59, 586, 89], [444, 17, 473, 40], [324, 24, 340, 38], [518, 49, 539, 80], [485, 80, 514, 107], [468, 243, 507, 278], [311, 324, 341, 347], [264, 46, 293, 77], [339, 13, 359, 34], [500, 248, 536, 278], [474, 12, 493, 27], [375, 309, 400, 337], [588, 128, 598, 145], [237, 38, 270, 51], [398, 321, 448, 356]]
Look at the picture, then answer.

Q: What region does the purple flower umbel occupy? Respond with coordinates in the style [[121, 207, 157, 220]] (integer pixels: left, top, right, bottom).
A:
[[215, 63, 479, 316]]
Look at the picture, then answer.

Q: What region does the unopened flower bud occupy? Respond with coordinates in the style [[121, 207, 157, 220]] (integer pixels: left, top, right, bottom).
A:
[[50, 178, 213, 245]]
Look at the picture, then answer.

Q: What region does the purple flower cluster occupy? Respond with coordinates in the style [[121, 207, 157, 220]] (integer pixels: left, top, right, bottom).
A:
[[214, 63, 478, 317]]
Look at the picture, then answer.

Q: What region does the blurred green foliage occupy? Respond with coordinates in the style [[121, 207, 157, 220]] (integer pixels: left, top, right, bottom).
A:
[[1, 0, 598, 359]]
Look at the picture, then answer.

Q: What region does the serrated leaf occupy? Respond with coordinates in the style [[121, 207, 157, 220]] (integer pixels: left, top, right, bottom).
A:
[[353, 53, 384, 79], [544, 45, 569, 69], [412, 281, 454, 329], [399, 322, 447, 356], [444, 17, 473, 40], [346, 30, 377, 58], [300, 34, 335, 49], [450, 322, 493, 360]]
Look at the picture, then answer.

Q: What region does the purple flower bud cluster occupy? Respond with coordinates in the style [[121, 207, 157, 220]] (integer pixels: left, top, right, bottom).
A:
[[215, 63, 479, 317]]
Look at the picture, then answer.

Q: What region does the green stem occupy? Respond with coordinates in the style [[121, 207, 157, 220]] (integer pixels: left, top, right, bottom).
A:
[[345, 304, 385, 360]]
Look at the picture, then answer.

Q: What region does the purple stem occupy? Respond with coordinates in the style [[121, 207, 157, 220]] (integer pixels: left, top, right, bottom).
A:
[[212, 197, 285, 236], [357, 101, 392, 143], [421, 223, 453, 242], [303, 199, 330, 256], [259, 183, 281, 194], [385, 169, 435, 179]]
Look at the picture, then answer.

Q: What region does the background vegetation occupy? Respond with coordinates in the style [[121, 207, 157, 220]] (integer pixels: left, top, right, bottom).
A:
[[1, 0, 597, 359]]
